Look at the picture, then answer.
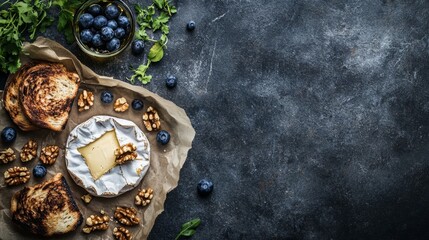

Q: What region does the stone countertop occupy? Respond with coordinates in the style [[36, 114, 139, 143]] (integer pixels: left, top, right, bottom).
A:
[[2, 0, 429, 239]]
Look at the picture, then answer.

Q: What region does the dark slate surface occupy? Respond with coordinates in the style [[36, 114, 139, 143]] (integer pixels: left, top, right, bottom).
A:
[[2, 0, 429, 239]]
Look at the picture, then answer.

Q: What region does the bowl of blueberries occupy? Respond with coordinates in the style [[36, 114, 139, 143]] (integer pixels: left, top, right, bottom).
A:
[[73, 0, 135, 58]]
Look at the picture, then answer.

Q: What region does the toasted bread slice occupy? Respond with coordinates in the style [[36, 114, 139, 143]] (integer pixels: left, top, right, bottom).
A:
[[19, 62, 80, 131], [10, 173, 83, 236], [3, 62, 38, 131]]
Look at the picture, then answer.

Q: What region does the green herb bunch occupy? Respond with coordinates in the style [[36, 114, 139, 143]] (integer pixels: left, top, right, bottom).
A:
[[129, 0, 177, 85], [0, 0, 82, 74]]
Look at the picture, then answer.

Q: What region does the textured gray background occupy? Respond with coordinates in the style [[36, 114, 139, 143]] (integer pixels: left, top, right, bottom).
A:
[[2, 0, 429, 239]]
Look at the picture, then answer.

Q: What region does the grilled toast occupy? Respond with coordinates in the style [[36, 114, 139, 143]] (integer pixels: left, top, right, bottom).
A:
[[10, 173, 83, 236], [19, 62, 80, 131], [3, 62, 38, 131]]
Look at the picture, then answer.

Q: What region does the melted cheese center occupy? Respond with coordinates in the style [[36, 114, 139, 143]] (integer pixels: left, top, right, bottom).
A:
[[78, 130, 120, 180]]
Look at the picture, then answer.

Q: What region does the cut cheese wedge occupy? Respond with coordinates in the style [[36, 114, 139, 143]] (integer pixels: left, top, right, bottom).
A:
[[78, 130, 120, 180]]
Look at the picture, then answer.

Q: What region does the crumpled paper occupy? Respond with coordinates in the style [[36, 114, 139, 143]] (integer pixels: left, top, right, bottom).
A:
[[0, 37, 195, 240]]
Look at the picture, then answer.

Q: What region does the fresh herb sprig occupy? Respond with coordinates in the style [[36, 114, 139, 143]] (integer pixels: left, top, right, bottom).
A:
[[175, 218, 201, 240], [129, 0, 176, 85], [0, 0, 83, 74]]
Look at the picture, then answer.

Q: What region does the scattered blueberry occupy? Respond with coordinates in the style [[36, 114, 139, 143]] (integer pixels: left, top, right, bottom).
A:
[[100, 90, 114, 103], [79, 13, 94, 29], [80, 29, 94, 44], [33, 164, 47, 178], [105, 4, 120, 19], [93, 15, 108, 29], [131, 99, 144, 111], [87, 4, 102, 16], [131, 40, 145, 55], [100, 27, 115, 41], [197, 179, 214, 196], [91, 33, 104, 47], [165, 75, 177, 89], [186, 21, 196, 31], [156, 130, 170, 145], [1, 127, 17, 144], [107, 20, 118, 30], [106, 38, 121, 52], [117, 15, 130, 29], [114, 27, 126, 39]]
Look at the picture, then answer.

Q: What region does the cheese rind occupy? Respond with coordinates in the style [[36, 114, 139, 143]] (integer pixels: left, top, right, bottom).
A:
[[77, 130, 120, 180]]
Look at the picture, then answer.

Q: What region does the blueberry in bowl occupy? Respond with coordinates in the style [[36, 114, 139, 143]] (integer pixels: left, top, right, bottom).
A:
[[73, 0, 135, 59]]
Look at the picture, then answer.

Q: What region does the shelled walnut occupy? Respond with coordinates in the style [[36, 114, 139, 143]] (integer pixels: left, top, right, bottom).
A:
[[113, 226, 132, 240], [39, 145, 59, 165], [114, 97, 129, 112], [114, 143, 137, 165], [78, 90, 94, 112], [82, 214, 110, 233], [142, 106, 161, 131], [0, 148, 16, 164], [81, 194, 92, 204], [20, 139, 38, 162], [4, 166, 30, 186], [114, 206, 140, 226], [135, 188, 154, 207]]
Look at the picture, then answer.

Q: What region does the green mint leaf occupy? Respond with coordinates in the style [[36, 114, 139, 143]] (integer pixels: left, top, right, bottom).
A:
[[154, 0, 165, 9], [175, 218, 201, 240], [161, 24, 169, 34], [148, 42, 164, 62], [180, 229, 196, 237]]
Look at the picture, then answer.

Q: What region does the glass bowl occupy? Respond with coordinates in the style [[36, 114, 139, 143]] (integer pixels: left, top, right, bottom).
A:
[[73, 0, 135, 59]]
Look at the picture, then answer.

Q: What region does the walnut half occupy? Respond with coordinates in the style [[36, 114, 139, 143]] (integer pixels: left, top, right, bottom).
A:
[[113, 226, 132, 240], [0, 148, 16, 164], [78, 90, 94, 112], [20, 139, 38, 162], [142, 106, 161, 132], [82, 214, 110, 233], [114, 143, 137, 165], [40, 145, 59, 165], [4, 166, 30, 186], [135, 188, 154, 207], [114, 206, 140, 226], [114, 97, 129, 112]]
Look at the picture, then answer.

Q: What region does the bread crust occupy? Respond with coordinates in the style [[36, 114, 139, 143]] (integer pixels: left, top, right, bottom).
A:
[[18, 62, 80, 131], [10, 173, 83, 236]]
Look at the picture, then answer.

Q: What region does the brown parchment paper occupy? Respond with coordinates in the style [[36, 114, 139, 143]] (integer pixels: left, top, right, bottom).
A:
[[0, 37, 195, 240]]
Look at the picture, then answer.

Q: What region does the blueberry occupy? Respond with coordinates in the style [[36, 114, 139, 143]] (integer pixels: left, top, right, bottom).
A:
[[100, 27, 115, 41], [105, 4, 120, 20], [165, 75, 177, 89], [100, 90, 114, 103], [131, 40, 144, 55], [1, 127, 16, 144], [80, 29, 94, 44], [131, 99, 144, 111], [79, 13, 94, 29], [33, 164, 47, 178], [117, 15, 130, 29], [106, 38, 121, 52], [197, 179, 214, 196], [107, 20, 118, 30], [186, 21, 196, 31], [87, 4, 102, 16], [91, 33, 104, 47], [93, 15, 107, 29], [156, 130, 170, 145], [114, 28, 126, 39]]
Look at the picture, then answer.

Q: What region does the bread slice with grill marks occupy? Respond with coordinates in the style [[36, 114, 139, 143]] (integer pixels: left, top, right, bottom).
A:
[[19, 62, 80, 131], [3, 62, 39, 131], [10, 173, 83, 236]]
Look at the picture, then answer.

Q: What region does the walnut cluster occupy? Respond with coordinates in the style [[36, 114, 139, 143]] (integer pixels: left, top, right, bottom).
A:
[[39, 145, 59, 165], [0, 148, 16, 164], [113, 226, 132, 240], [114, 97, 129, 112], [20, 139, 38, 162], [135, 188, 154, 207], [4, 166, 30, 186], [114, 143, 137, 165], [142, 106, 161, 131], [82, 214, 110, 233], [78, 90, 94, 112], [114, 206, 140, 226]]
